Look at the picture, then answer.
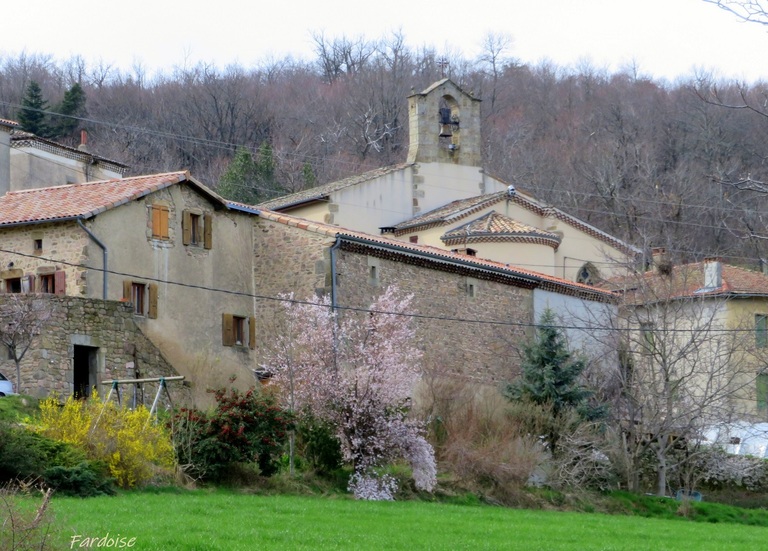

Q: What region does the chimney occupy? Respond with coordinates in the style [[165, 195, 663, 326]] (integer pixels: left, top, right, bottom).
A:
[[704, 257, 723, 289], [77, 129, 89, 152], [651, 247, 672, 276]]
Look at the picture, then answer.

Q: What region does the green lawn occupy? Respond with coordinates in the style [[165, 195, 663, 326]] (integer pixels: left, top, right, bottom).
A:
[[46, 489, 766, 551]]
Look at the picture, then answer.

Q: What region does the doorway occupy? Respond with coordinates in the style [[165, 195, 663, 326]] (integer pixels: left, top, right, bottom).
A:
[[73, 345, 98, 398]]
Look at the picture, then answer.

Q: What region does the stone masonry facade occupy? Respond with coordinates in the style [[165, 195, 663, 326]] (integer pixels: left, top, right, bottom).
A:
[[0, 295, 189, 404], [251, 217, 533, 385]]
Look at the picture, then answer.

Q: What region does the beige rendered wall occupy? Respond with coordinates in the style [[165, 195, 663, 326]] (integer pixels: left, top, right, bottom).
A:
[[85, 185, 258, 405]]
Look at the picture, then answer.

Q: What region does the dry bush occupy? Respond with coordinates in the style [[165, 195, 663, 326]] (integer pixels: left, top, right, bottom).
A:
[[415, 375, 546, 498], [0, 484, 56, 551]]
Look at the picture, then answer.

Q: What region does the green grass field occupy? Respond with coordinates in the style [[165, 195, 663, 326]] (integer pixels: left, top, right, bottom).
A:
[[45, 489, 766, 551]]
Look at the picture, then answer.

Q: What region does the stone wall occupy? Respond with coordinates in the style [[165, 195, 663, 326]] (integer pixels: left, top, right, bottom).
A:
[[334, 248, 532, 384], [0, 221, 88, 295], [251, 218, 534, 385], [0, 295, 190, 405]]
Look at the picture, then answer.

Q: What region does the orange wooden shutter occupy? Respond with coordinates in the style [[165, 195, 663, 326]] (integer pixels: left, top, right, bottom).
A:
[[182, 210, 192, 245], [204, 214, 213, 249], [148, 283, 158, 319], [222, 313, 235, 346], [54, 271, 66, 295], [248, 316, 256, 349]]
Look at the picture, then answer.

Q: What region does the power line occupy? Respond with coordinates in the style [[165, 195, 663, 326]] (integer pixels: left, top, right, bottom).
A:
[[0, 246, 761, 336]]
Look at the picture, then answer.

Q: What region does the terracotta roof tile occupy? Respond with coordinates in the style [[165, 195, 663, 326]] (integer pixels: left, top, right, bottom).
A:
[[0, 171, 191, 226], [604, 261, 768, 302], [0, 118, 19, 128], [441, 211, 562, 248], [257, 209, 616, 301]]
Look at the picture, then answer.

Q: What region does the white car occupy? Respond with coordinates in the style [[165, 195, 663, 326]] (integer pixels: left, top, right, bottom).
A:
[[0, 372, 14, 396]]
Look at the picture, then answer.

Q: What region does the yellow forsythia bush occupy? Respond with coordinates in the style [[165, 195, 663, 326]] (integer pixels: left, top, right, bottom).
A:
[[36, 393, 175, 488]]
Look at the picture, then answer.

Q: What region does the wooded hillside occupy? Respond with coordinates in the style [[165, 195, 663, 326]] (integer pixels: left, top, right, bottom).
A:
[[2, 32, 767, 268]]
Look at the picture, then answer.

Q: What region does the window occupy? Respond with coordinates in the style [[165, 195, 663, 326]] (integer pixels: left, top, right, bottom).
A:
[[182, 210, 212, 249], [39, 274, 55, 294], [123, 280, 158, 318], [577, 263, 600, 286], [33, 239, 43, 255], [757, 373, 768, 412], [34, 270, 65, 295], [222, 314, 256, 349], [132, 283, 146, 315], [5, 278, 21, 293], [452, 248, 477, 256], [465, 277, 478, 298], [409, 236, 419, 244], [757, 315, 768, 348], [151, 204, 170, 240], [640, 322, 656, 351]]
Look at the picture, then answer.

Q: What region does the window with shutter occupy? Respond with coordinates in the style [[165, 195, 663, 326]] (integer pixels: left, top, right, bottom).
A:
[[249, 316, 256, 349], [222, 313, 235, 346], [757, 315, 768, 348], [40, 274, 55, 294], [54, 270, 66, 295], [204, 214, 213, 249], [148, 283, 158, 319], [151, 205, 170, 240]]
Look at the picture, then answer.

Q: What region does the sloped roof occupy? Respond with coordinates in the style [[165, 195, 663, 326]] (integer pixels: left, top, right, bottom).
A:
[[441, 211, 562, 249], [11, 129, 128, 172], [604, 261, 768, 304], [0, 171, 226, 226], [0, 119, 19, 129], [256, 164, 409, 211], [393, 188, 640, 256], [255, 209, 617, 302]]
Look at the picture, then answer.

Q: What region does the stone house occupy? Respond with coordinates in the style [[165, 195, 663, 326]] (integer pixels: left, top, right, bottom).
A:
[[0, 171, 257, 404], [258, 79, 640, 284], [0, 118, 127, 196]]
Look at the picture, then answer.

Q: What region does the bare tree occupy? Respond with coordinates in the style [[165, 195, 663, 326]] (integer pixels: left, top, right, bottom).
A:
[[0, 295, 53, 394], [703, 0, 768, 25], [600, 261, 762, 495]]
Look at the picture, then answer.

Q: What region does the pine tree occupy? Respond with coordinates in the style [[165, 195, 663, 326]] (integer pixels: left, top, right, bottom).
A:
[[51, 83, 86, 140], [504, 308, 603, 456], [216, 143, 283, 204], [17, 81, 51, 137]]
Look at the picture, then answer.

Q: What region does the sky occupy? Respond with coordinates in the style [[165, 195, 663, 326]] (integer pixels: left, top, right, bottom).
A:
[[4, 0, 768, 83]]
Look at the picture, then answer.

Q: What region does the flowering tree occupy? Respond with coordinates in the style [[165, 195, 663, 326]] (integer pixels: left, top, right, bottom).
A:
[[264, 286, 436, 499]]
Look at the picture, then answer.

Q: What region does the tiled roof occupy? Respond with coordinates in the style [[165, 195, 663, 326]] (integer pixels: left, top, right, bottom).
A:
[[11, 130, 129, 171], [393, 188, 640, 256], [604, 261, 768, 303], [441, 211, 562, 249], [257, 209, 617, 302], [0, 118, 19, 128], [256, 164, 409, 211], [0, 171, 222, 226], [392, 192, 510, 233]]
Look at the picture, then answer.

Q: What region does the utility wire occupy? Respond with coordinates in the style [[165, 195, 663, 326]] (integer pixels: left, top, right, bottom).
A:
[[0, 246, 761, 336]]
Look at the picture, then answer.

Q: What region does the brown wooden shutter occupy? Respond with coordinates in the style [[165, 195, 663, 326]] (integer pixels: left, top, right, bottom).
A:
[[204, 213, 213, 250], [222, 313, 235, 346], [25, 274, 35, 293], [182, 210, 192, 245], [248, 316, 256, 349], [123, 280, 132, 301], [54, 271, 66, 295], [148, 283, 158, 319]]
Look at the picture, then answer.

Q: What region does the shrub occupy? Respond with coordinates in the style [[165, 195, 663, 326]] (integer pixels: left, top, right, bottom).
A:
[[295, 415, 343, 475], [42, 462, 115, 497], [35, 394, 175, 489], [170, 387, 293, 482]]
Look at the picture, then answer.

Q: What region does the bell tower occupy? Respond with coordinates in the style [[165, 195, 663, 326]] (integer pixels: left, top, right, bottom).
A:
[[407, 79, 482, 166]]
